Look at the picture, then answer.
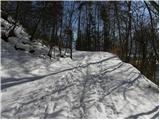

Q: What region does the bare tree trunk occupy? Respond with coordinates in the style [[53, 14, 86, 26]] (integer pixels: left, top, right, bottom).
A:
[[59, 15, 63, 57], [67, 3, 75, 59], [97, 5, 100, 51], [30, 15, 41, 41], [48, 27, 54, 59], [70, 32, 72, 59], [125, 1, 132, 62], [113, 2, 123, 58], [77, 7, 81, 50], [144, 1, 158, 60], [8, 1, 20, 37]]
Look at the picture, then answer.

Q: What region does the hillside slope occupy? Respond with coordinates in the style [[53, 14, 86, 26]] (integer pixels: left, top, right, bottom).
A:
[[1, 18, 159, 119]]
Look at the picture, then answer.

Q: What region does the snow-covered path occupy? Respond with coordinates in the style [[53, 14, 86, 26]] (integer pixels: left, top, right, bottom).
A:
[[1, 41, 159, 119]]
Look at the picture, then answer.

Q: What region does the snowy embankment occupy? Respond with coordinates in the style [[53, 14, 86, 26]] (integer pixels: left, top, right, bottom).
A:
[[1, 18, 159, 119]]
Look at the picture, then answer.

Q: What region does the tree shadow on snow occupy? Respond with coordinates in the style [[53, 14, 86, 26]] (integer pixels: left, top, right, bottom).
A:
[[1, 56, 117, 90], [125, 105, 159, 119]]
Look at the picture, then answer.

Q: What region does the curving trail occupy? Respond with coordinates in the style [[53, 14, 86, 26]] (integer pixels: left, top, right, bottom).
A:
[[1, 44, 159, 119]]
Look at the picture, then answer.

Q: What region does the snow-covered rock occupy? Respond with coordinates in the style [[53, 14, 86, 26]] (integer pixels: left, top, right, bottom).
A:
[[1, 18, 50, 57], [1, 18, 12, 29]]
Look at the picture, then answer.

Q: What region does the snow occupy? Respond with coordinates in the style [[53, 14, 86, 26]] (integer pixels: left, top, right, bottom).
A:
[[1, 42, 159, 118], [1, 18, 159, 119]]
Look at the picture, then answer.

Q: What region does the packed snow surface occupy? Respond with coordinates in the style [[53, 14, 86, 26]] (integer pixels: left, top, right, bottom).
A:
[[1, 17, 159, 119], [1, 41, 159, 119]]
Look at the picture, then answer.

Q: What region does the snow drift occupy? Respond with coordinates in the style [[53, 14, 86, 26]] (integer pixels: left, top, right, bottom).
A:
[[1, 18, 159, 119]]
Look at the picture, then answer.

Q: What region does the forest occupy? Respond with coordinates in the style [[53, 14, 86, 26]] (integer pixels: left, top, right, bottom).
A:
[[1, 1, 159, 119], [1, 1, 159, 84]]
